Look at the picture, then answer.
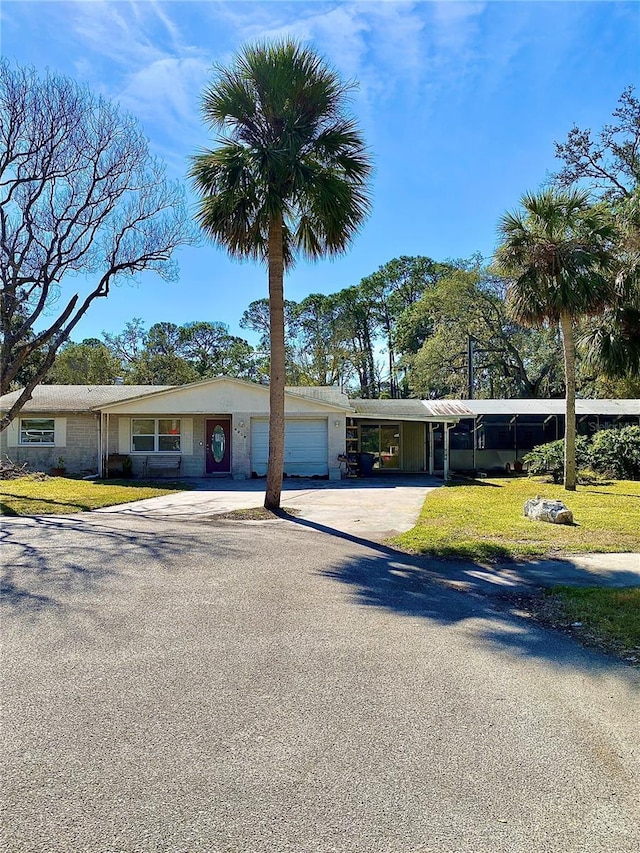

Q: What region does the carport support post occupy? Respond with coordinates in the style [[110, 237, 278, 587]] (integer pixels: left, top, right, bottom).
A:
[[428, 424, 435, 476], [472, 417, 477, 472], [443, 422, 451, 481]]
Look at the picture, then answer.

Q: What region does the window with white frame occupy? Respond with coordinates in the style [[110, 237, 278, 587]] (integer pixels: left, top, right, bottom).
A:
[[20, 418, 55, 445], [131, 418, 181, 452]]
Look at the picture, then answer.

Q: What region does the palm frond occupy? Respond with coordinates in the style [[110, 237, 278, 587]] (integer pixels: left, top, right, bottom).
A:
[[496, 188, 617, 328], [191, 38, 372, 270]]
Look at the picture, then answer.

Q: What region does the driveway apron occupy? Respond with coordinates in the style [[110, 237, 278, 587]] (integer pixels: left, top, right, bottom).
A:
[[96, 475, 440, 540]]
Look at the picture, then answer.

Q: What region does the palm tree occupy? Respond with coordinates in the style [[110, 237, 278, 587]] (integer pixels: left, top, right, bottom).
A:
[[496, 189, 615, 490], [190, 40, 372, 509], [580, 188, 640, 380]]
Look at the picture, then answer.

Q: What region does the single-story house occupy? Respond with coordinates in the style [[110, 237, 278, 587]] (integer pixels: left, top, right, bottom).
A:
[[2, 380, 638, 479], [0, 379, 353, 480]]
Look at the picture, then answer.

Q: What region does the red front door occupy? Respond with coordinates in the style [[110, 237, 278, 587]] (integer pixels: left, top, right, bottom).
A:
[[206, 418, 231, 474]]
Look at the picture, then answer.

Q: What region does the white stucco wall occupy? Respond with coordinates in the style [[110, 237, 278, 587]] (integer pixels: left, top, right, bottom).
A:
[[100, 379, 345, 417]]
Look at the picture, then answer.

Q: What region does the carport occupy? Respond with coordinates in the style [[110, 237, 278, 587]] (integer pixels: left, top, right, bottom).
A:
[[347, 399, 473, 479]]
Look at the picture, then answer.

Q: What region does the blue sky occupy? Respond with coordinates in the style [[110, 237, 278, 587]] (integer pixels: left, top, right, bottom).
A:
[[2, 1, 639, 345]]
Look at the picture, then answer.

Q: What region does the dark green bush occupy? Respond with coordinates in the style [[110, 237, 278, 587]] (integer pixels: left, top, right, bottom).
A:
[[524, 436, 592, 483], [590, 425, 640, 480]]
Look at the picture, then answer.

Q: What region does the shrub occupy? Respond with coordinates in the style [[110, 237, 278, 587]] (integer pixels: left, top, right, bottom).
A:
[[590, 425, 640, 480], [524, 436, 592, 483]]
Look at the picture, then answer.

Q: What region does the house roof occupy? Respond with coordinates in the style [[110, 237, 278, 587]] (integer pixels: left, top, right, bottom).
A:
[[0, 385, 172, 413], [350, 398, 473, 421], [452, 399, 640, 417], [97, 377, 352, 414], [287, 386, 351, 408], [3, 384, 637, 419], [1, 379, 352, 414]]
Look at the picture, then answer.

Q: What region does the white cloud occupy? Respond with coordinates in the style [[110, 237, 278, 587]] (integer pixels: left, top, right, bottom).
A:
[[216, 2, 428, 116], [65, 1, 212, 169], [71, 0, 167, 70], [203, 2, 489, 114], [117, 55, 209, 131], [60, 1, 493, 172]]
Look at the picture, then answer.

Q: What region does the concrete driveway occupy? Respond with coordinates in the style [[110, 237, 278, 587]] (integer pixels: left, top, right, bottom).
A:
[[96, 475, 440, 540], [96, 475, 640, 592]]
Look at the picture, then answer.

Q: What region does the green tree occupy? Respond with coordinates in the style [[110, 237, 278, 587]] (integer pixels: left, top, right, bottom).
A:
[[553, 87, 640, 382], [146, 322, 183, 356], [102, 318, 149, 369], [47, 340, 121, 384], [240, 297, 297, 382], [553, 86, 639, 202], [360, 256, 453, 397], [101, 317, 256, 384], [496, 189, 616, 490], [403, 269, 565, 399], [127, 352, 199, 385], [179, 321, 255, 379], [578, 190, 640, 380], [190, 39, 372, 509], [333, 285, 378, 397], [289, 293, 350, 387]]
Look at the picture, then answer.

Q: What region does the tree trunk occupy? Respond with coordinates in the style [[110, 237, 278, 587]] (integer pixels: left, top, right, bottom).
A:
[[388, 337, 396, 398], [559, 311, 577, 491], [264, 213, 286, 511]]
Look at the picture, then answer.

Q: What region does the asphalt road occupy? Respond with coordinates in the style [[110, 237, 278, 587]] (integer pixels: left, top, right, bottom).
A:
[[2, 512, 639, 853]]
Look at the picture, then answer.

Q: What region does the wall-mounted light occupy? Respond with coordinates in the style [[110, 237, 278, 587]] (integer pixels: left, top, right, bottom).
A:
[[238, 420, 245, 428], [334, 420, 340, 427]]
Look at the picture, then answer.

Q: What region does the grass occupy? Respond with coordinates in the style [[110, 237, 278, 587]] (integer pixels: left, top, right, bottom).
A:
[[393, 476, 640, 561], [534, 587, 640, 664], [0, 475, 191, 516]]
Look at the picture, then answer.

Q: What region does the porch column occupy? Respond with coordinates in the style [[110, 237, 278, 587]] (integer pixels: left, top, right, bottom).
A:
[[105, 413, 110, 478], [97, 413, 103, 477]]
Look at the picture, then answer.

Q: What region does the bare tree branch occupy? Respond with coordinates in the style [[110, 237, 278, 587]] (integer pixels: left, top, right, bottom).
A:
[[0, 61, 196, 428]]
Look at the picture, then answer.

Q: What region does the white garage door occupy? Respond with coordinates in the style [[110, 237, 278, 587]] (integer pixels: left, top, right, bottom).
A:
[[251, 419, 328, 477]]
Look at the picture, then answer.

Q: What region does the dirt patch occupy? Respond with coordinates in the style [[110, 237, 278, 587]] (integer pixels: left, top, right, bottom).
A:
[[213, 506, 301, 521]]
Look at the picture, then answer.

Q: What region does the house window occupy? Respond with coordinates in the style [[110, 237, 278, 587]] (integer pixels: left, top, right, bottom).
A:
[[131, 418, 180, 452], [359, 423, 400, 468], [20, 418, 55, 445], [158, 419, 181, 452]]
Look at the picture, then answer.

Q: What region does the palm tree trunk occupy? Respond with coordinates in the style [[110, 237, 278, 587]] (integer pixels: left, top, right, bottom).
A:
[[265, 212, 286, 511], [559, 311, 577, 491]]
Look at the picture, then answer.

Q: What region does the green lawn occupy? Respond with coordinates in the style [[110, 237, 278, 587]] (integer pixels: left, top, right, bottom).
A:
[[393, 477, 640, 560], [536, 587, 640, 663], [0, 476, 191, 516]]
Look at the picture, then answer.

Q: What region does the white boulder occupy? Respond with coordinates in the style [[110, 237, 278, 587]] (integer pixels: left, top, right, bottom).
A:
[[524, 497, 574, 525]]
